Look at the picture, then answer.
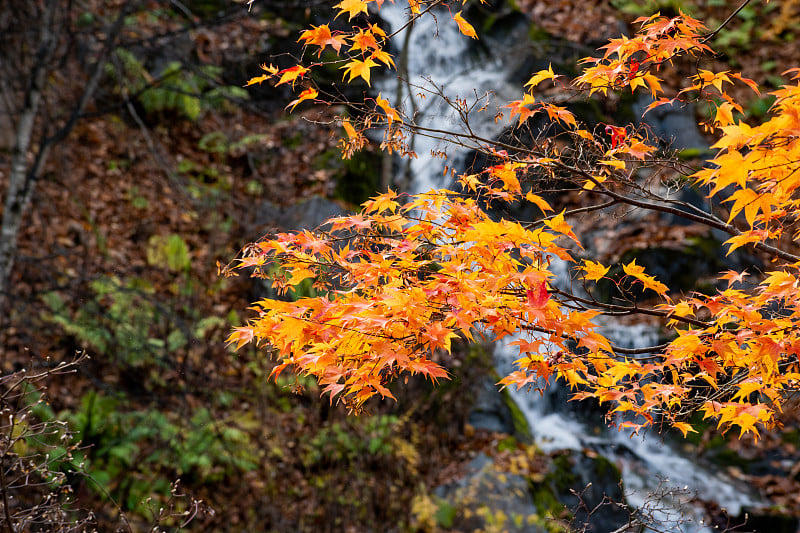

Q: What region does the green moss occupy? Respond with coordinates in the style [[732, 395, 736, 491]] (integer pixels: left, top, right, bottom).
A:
[[435, 499, 457, 528], [501, 388, 532, 443], [312, 145, 383, 207], [781, 429, 800, 446], [548, 453, 578, 492], [591, 455, 621, 481], [335, 149, 382, 205], [527, 23, 550, 42], [677, 147, 715, 160], [497, 435, 519, 453]]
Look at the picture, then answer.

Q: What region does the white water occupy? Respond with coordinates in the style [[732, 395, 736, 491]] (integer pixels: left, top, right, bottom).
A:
[[377, 2, 524, 193]]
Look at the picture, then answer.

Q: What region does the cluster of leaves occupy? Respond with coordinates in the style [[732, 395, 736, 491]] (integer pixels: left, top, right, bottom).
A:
[[231, 0, 800, 441]]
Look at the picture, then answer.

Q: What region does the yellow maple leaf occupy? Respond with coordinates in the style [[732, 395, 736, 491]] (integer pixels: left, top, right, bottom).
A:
[[334, 0, 370, 20], [341, 57, 378, 86], [244, 74, 269, 87], [714, 101, 735, 127], [371, 49, 395, 68], [525, 64, 556, 89], [452, 11, 477, 39], [524, 192, 553, 213], [582, 260, 609, 281]]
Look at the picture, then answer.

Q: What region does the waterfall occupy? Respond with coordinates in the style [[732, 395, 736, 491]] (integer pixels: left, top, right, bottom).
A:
[[377, 2, 524, 193]]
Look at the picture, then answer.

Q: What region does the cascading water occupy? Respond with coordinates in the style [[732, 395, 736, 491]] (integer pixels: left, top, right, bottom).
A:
[[375, 4, 765, 529], [495, 259, 761, 531], [377, 2, 526, 193]]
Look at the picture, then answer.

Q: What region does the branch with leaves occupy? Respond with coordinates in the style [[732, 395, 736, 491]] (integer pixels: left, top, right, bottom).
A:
[[233, 0, 800, 439]]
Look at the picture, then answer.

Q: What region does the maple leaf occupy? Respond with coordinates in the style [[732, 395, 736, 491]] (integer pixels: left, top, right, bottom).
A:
[[260, 63, 279, 75], [286, 87, 319, 112], [604, 125, 627, 148], [244, 74, 269, 87], [672, 421, 697, 438], [504, 94, 537, 125], [349, 28, 379, 52], [375, 92, 400, 124], [275, 65, 309, 87], [422, 322, 458, 352], [620, 138, 656, 159], [526, 280, 550, 309], [543, 211, 578, 242], [714, 101, 735, 127], [342, 118, 358, 138], [334, 0, 370, 20], [299, 24, 347, 56], [452, 11, 477, 39], [719, 269, 748, 287], [226, 326, 254, 350], [524, 192, 553, 214], [370, 49, 395, 68], [548, 106, 576, 128], [525, 64, 556, 89], [341, 57, 378, 86], [582, 260, 609, 281]]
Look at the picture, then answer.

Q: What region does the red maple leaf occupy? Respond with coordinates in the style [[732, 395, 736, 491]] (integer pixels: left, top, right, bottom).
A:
[[526, 280, 550, 308]]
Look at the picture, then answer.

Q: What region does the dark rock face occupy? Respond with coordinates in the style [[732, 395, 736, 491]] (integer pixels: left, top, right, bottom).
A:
[[732, 509, 799, 533], [633, 95, 709, 152], [254, 196, 348, 233], [546, 451, 628, 533], [469, 379, 516, 434], [251, 196, 348, 300], [434, 453, 547, 533]]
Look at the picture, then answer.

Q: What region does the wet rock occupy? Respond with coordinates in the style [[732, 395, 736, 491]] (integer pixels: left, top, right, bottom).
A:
[[254, 196, 347, 233], [538, 450, 629, 533], [633, 95, 709, 152], [434, 453, 546, 532], [468, 378, 531, 442], [733, 508, 798, 533]]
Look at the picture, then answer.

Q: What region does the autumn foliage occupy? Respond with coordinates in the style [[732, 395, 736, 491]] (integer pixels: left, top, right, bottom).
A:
[[231, 0, 800, 439]]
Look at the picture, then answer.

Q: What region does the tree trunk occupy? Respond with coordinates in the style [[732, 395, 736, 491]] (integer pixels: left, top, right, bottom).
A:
[[0, 0, 57, 309], [0, 1, 130, 311]]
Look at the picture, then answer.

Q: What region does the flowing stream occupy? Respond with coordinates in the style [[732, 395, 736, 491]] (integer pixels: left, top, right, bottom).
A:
[[376, 4, 764, 529]]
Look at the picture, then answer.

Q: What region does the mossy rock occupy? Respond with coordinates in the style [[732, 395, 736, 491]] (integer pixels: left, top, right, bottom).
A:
[[330, 148, 383, 206], [529, 450, 627, 532]]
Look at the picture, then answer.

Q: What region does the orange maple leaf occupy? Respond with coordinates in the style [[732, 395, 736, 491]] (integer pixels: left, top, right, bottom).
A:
[[299, 24, 347, 56], [286, 87, 319, 112], [276, 65, 310, 87]]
